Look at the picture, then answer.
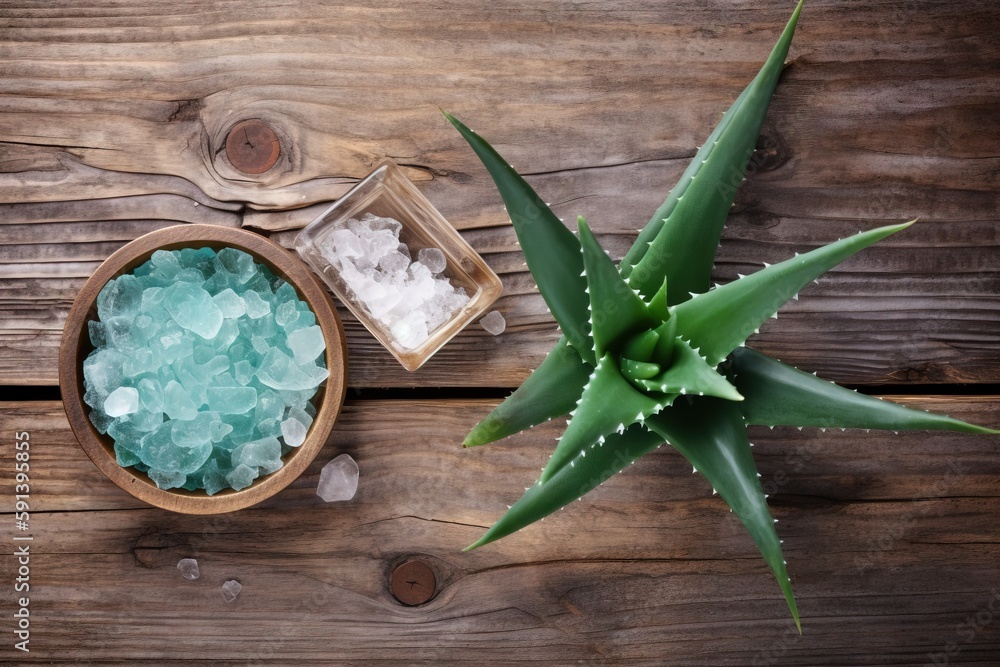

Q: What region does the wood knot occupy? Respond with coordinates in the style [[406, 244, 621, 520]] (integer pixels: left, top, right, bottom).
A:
[[751, 124, 791, 174], [390, 559, 436, 606], [225, 119, 281, 175]]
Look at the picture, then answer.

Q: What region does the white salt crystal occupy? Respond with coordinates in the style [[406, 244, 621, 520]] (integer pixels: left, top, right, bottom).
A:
[[317, 453, 359, 502], [347, 216, 375, 238], [365, 212, 403, 235], [373, 267, 403, 287], [356, 279, 387, 303], [367, 290, 403, 318], [415, 276, 437, 304], [408, 261, 432, 283], [368, 229, 398, 261], [222, 579, 242, 603], [378, 250, 410, 273], [329, 229, 365, 265], [425, 312, 446, 333], [417, 247, 447, 274], [177, 558, 200, 580], [338, 263, 368, 292], [402, 265, 435, 306], [104, 386, 139, 417], [433, 278, 453, 296], [390, 309, 428, 349], [280, 416, 308, 447], [480, 310, 506, 335], [316, 214, 475, 351]]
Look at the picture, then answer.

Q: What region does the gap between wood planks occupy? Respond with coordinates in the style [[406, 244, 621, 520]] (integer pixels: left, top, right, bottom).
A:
[[3, 384, 1000, 403]]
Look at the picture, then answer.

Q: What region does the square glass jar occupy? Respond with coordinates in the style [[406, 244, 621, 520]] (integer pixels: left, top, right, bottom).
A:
[[295, 159, 503, 371]]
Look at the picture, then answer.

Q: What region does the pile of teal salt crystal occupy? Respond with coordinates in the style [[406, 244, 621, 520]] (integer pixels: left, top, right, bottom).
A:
[[82, 247, 328, 494]]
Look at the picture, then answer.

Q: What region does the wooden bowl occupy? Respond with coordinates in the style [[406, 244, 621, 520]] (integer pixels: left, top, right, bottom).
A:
[[59, 224, 348, 514]]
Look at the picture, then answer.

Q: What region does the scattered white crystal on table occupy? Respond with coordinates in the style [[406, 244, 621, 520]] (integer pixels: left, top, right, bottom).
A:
[[316, 453, 359, 502], [317, 213, 470, 350], [222, 579, 242, 603], [177, 558, 200, 580], [480, 310, 506, 335]]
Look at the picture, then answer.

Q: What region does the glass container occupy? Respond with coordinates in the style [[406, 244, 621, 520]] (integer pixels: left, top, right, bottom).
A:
[[295, 159, 503, 371]]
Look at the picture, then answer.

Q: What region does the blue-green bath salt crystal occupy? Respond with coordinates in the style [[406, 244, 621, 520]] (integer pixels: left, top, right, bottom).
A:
[[163, 380, 199, 420], [212, 288, 247, 319], [207, 386, 258, 414], [287, 325, 325, 364], [226, 464, 257, 491], [81, 246, 328, 494], [241, 290, 271, 319], [149, 468, 187, 491], [170, 412, 220, 448], [232, 437, 283, 475], [163, 282, 224, 339], [257, 348, 329, 391]]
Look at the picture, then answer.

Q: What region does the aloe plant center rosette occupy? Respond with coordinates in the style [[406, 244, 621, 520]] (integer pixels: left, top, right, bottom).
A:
[[444, 1, 998, 632]]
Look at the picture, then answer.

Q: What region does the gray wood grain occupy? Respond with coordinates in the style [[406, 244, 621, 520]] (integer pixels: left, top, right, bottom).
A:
[[2, 397, 998, 665], [0, 0, 997, 387]]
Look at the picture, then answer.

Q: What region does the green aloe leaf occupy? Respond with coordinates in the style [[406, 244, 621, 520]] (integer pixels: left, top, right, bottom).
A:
[[578, 216, 658, 358], [621, 329, 661, 363], [647, 278, 670, 321], [620, 358, 662, 382], [463, 339, 592, 447], [646, 398, 800, 633], [732, 347, 1000, 433], [651, 315, 679, 363], [466, 423, 664, 550], [673, 221, 914, 368], [623, 0, 805, 304], [450, 0, 998, 631], [541, 353, 667, 482], [444, 111, 594, 365], [638, 338, 743, 401]]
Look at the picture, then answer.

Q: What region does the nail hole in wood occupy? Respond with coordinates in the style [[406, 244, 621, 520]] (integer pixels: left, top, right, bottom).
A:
[[390, 560, 436, 606], [225, 119, 281, 175]]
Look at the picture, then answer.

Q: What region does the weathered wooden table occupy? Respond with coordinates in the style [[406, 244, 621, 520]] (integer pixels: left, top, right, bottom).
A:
[[2, 1, 998, 664]]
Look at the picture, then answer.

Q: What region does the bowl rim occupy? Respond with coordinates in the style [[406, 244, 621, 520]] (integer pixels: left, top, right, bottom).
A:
[[59, 223, 348, 514]]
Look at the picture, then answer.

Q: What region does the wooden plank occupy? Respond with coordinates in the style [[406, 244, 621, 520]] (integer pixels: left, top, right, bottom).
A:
[[0, 0, 997, 387], [1, 397, 998, 664], [0, 196, 242, 385], [2, 215, 996, 387]]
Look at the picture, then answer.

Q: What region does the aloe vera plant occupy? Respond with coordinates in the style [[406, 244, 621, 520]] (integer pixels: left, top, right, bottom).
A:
[[445, 0, 997, 632]]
